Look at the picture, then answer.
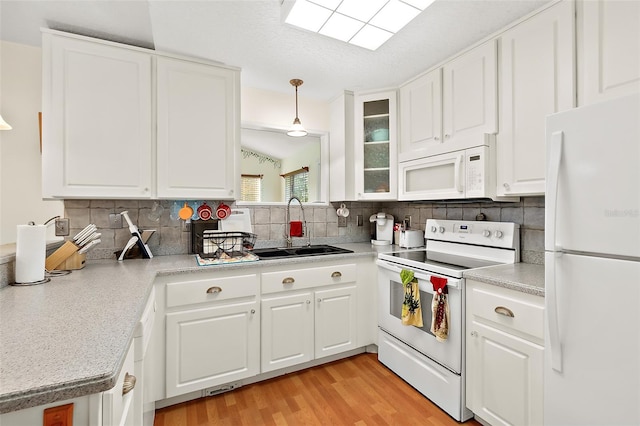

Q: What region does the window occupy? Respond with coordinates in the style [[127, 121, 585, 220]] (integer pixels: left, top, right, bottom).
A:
[[282, 167, 309, 202], [240, 174, 262, 202]]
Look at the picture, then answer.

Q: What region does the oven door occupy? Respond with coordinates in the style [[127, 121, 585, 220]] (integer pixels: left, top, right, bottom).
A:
[[377, 259, 463, 373]]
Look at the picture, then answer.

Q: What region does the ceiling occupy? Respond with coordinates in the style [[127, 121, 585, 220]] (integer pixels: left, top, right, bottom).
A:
[[0, 0, 551, 102]]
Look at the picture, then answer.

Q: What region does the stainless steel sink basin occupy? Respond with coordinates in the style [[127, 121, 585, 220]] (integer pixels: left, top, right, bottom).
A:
[[252, 245, 353, 259]]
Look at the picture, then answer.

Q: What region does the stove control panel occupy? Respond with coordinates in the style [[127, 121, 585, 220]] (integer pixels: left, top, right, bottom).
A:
[[426, 219, 519, 249]]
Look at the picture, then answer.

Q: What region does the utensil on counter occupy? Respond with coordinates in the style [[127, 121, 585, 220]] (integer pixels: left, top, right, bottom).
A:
[[148, 201, 164, 222], [78, 239, 101, 254], [216, 202, 232, 220], [337, 203, 350, 217], [73, 224, 96, 243], [178, 202, 194, 220], [170, 202, 181, 221], [197, 202, 213, 220]]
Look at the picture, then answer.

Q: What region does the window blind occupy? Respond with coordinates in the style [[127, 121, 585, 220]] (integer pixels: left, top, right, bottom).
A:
[[240, 174, 262, 202]]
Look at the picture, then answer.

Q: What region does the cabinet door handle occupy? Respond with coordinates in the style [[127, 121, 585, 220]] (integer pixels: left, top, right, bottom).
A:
[[494, 306, 515, 318], [306, 300, 311, 304], [206, 286, 222, 294], [122, 372, 136, 395], [470, 331, 478, 337], [250, 309, 256, 314], [331, 271, 342, 278], [434, 135, 440, 141], [282, 277, 295, 284]]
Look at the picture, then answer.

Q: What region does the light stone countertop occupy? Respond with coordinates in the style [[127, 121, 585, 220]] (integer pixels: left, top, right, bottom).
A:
[[0, 242, 381, 414], [463, 262, 545, 297]]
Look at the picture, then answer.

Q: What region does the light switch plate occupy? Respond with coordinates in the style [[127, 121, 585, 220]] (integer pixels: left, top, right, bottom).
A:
[[54, 218, 70, 236], [338, 216, 347, 227], [109, 213, 122, 229]]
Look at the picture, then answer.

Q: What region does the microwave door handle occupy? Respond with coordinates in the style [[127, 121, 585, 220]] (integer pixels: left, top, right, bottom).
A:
[[454, 154, 463, 193]]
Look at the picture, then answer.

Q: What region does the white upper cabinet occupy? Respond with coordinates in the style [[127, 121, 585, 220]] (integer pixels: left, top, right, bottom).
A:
[[42, 32, 153, 198], [442, 40, 498, 150], [156, 56, 239, 199], [354, 90, 398, 200], [497, 0, 575, 196], [398, 40, 497, 162], [398, 69, 442, 161], [580, 0, 640, 105], [41, 29, 240, 199]]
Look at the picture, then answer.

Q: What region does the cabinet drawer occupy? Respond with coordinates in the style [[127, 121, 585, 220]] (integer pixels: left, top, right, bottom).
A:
[[262, 263, 356, 294], [166, 274, 258, 308], [103, 342, 136, 426], [468, 282, 544, 340]]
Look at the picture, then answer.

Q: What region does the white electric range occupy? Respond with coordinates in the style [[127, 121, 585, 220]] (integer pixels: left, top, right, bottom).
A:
[[377, 219, 520, 422]]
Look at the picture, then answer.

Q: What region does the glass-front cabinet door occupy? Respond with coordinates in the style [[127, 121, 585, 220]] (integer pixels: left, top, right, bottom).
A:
[[354, 90, 398, 200]]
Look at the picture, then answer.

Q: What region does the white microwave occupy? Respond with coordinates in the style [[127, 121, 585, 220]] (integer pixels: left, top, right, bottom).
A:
[[398, 135, 517, 201]]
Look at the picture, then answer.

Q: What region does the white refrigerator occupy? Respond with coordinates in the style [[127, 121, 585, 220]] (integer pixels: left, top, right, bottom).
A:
[[545, 93, 640, 425]]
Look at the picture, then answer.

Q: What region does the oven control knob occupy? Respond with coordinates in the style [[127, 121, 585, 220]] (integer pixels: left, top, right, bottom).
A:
[[495, 230, 504, 238], [438, 226, 445, 233], [430, 226, 437, 233], [483, 229, 491, 237]]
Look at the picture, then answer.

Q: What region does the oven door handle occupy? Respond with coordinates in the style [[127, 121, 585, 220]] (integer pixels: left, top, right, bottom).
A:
[[376, 260, 461, 289]]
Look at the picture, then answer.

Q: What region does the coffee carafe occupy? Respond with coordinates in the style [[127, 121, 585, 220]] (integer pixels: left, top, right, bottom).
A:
[[369, 212, 394, 245]]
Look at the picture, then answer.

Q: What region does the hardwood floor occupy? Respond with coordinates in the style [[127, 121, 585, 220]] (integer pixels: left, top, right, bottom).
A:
[[154, 353, 481, 426]]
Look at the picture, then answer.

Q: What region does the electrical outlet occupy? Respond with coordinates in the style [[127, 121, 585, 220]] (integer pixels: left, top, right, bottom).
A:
[[404, 215, 412, 228], [338, 216, 347, 227], [54, 218, 70, 236], [109, 213, 123, 229]]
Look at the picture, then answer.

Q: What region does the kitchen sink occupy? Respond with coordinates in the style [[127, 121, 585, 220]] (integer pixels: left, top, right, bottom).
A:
[[252, 245, 353, 259]]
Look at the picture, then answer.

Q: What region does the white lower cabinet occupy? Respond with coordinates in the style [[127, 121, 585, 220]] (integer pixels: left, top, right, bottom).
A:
[[261, 263, 358, 373], [261, 291, 315, 371], [164, 273, 260, 398], [0, 341, 136, 426], [466, 280, 544, 426]]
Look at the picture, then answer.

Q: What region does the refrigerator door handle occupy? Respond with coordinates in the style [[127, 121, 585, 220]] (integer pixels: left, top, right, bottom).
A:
[[547, 131, 563, 251], [547, 252, 563, 372]]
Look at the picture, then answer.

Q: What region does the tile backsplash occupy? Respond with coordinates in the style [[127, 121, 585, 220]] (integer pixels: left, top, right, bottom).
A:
[[63, 197, 545, 264]]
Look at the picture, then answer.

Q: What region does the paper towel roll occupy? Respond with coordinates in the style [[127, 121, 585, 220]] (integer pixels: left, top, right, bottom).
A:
[[15, 224, 47, 283]]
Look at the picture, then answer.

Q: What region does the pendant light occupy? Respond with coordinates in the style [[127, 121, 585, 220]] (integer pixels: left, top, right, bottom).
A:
[[0, 114, 12, 130], [287, 79, 307, 137]]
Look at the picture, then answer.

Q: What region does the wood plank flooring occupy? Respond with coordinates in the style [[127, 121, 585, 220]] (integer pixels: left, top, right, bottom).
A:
[[154, 353, 481, 426]]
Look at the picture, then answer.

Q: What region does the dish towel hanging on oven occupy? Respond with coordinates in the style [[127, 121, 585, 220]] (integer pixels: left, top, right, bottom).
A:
[[430, 276, 450, 342], [400, 269, 423, 327]]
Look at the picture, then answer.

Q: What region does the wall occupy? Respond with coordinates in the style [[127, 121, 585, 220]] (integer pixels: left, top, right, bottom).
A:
[[60, 196, 544, 264], [241, 86, 330, 132], [0, 41, 64, 244]]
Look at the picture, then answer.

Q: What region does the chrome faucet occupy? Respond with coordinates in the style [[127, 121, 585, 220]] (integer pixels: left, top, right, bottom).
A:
[[285, 196, 311, 248]]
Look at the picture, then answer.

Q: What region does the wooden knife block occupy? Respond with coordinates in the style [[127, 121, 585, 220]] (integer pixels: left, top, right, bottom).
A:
[[45, 241, 86, 271]]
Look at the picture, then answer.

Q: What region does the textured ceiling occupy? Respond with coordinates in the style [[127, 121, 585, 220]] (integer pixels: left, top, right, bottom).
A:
[[0, 0, 551, 101]]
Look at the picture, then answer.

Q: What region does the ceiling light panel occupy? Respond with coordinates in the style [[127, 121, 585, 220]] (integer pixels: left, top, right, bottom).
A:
[[370, 0, 421, 33], [284, 0, 429, 50], [285, 0, 333, 32], [319, 13, 364, 42], [401, 0, 436, 10], [349, 24, 394, 50], [308, 0, 342, 9], [336, 0, 388, 22]]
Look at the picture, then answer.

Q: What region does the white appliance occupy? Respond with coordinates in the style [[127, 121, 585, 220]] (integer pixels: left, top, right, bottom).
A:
[[377, 219, 520, 422], [370, 212, 393, 245], [545, 93, 640, 425], [398, 134, 518, 201], [398, 229, 424, 248]]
